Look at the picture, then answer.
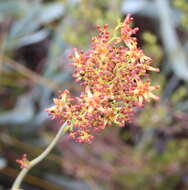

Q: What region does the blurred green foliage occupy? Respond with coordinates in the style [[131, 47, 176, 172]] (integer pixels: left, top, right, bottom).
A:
[[174, 0, 188, 31], [63, 0, 121, 46]]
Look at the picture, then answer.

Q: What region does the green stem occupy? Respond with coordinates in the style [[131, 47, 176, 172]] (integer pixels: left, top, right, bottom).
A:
[[11, 122, 68, 190]]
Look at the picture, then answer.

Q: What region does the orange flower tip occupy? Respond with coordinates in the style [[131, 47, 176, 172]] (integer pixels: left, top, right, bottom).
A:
[[134, 27, 139, 32], [67, 120, 71, 125], [68, 53, 73, 59], [149, 93, 160, 101], [154, 95, 160, 101], [44, 106, 55, 114], [64, 89, 70, 94], [138, 104, 144, 108], [124, 14, 133, 24], [91, 37, 95, 41], [147, 66, 160, 72], [155, 68, 160, 72], [104, 24, 108, 29], [126, 13, 132, 19], [96, 25, 101, 30], [44, 108, 51, 113], [155, 85, 160, 89]]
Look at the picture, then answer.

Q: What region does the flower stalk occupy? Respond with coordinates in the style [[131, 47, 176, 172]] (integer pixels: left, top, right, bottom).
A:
[[11, 122, 69, 190]]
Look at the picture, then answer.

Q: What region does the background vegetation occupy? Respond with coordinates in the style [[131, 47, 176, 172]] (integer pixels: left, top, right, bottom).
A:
[[0, 0, 188, 189]]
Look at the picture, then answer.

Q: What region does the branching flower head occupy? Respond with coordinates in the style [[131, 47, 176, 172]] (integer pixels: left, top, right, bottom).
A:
[[46, 14, 160, 144]]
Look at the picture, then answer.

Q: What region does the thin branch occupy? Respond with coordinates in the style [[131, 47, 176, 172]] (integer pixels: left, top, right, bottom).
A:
[[11, 122, 68, 190]]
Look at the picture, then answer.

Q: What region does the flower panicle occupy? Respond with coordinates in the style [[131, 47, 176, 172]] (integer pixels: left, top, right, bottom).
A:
[[46, 14, 160, 144]]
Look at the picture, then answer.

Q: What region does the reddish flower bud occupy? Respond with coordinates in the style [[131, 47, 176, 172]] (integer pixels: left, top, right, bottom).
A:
[[16, 154, 30, 169]]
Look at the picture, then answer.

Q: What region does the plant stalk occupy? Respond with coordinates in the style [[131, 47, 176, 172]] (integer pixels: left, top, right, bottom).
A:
[[11, 122, 68, 190]]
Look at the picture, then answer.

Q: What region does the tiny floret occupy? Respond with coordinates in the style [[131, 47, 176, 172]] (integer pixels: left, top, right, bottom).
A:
[[16, 154, 30, 169], [46, 14, 160, 143]]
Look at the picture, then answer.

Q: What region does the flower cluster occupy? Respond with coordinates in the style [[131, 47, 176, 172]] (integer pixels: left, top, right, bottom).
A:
[[46, 14, 159, 144]]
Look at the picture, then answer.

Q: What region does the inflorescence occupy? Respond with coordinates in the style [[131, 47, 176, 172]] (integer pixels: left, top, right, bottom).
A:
[[46, 14, 160, 144]]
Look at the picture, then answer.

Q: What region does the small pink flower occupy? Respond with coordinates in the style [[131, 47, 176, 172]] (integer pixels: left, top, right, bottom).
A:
[[16, 154, 30, 169]]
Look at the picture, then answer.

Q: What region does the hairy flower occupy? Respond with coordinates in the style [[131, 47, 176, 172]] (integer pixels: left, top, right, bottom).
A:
[[46, 14, 160, 144]]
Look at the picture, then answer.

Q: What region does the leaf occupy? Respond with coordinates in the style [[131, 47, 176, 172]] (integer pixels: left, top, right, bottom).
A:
[[6, 2, 64, 49], [18, 29, 49, 47], [38, 3, 64, 24]]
